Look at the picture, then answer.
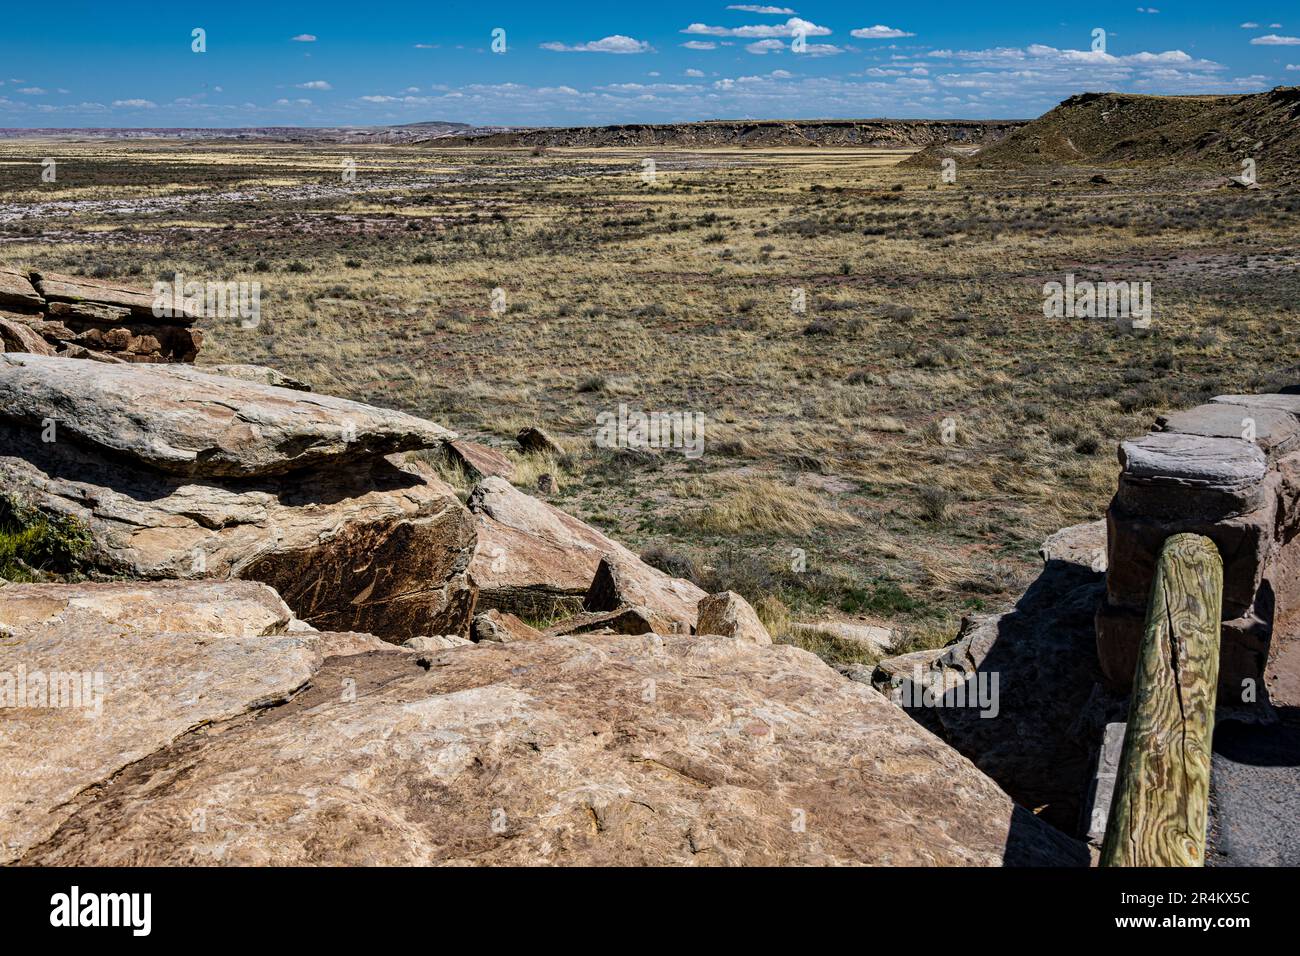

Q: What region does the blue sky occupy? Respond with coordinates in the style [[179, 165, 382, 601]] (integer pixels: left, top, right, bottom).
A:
[[1, 1, 1296, 127]]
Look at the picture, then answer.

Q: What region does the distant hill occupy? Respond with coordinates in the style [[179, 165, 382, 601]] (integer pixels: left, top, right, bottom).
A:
[[971, 86, 1300, 174], [421, 118, 1025, 149]]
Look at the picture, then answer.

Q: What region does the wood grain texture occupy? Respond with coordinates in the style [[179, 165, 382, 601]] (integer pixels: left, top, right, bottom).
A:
[[1101, 533, 1222, 867]]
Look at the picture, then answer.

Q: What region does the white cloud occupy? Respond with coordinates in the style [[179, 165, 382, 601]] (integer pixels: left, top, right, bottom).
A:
[[1288, 63, 1300, 70], [685, 68, 706, 77], [770, 69, 793, 78], [683, 17, 830, 38], [1251, 34, 1300, 44], [727, 4, 796, 12], [541, 35, 651, 53], [746, 39, 786, 54], [850, 25, 915, 39], [112, 99, 156, 108], [16, 87, 46, 95], [291, 34, 317, 42], [1240, 22, 1260, 28], [414, 43, 439, 49], [1136, 7, 1159, 13], [681, 41, 717, 50], [297, 80, 332, 90]]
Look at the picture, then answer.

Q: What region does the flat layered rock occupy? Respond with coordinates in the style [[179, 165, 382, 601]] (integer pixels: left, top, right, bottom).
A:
[[30, 270, 200, 323], [1212, 393, 1300, 417], [1158, 402, 1300, 459], [0, 580, 297, 637], [0, 615, 324, 864], [0, 426, 477, 641], [0, 269, 42, 313], [1119, 431, 1267, 488], [0, 354, 455, 478], [15, 631, 1087, 866]]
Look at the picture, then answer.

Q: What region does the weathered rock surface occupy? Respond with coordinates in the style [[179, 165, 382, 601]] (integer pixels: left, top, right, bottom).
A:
[[446, 439, 515, 480], [696, 591, 773, 646], [13, 629, 1086, 866], [0, 354, 455, 478], [473, 608, 544, 643], [401, 634, 473, 651], [0, 423, 478, 641], [1039, 519, 1107, 571], [0, 269, 43, 313], [0, 270, 206, 363], [31, 270, 199, 323], [1118, 431, 1267, 516], [1157, 402, 1300, 460], [201, 363, 311, 391], [585, 553, 706, 634], [467, 477, 701, 625], [0, 582, 330, 864], [0, 316, 55, 356], [0, 579, 299, 637]]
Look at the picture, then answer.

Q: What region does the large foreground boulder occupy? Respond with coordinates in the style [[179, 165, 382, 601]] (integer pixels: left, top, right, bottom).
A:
[[4, 581, 1086, 865]]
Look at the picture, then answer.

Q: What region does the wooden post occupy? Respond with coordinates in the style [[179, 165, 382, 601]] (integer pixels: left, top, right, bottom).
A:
[[1100, 533, 1222, 867]]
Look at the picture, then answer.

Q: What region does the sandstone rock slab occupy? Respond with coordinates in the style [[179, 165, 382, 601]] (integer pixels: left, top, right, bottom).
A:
[[0, 426, 477, 641], [15, 632, 1087, 866], [0, 579, 296, 637], [584, 553, 706, 634], [0, 354, 455, 478], [467, 477, 700, 625], [0, 616, 324, 864], [0, 269, 42, 313], [0, 317, 55, 356], [446, 439, 515, 480], [31, 270, 199, 323]]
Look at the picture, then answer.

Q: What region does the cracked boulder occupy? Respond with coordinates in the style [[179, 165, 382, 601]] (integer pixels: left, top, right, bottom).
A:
[[14, 629, 1087, 866]]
